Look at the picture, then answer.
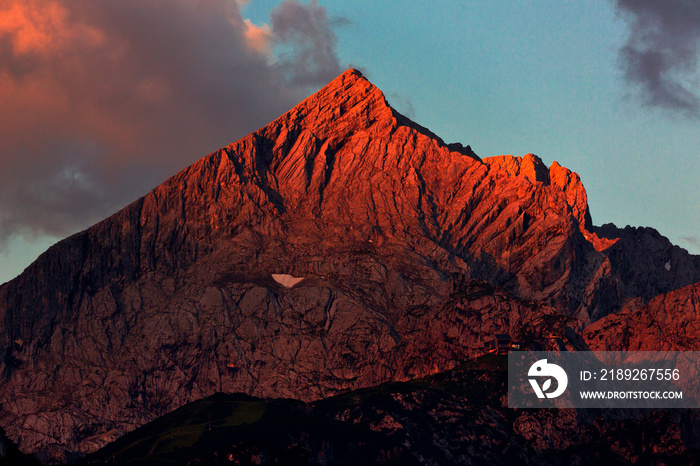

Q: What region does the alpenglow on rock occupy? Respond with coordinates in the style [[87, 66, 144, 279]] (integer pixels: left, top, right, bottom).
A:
[[1, 69, 700, 462]]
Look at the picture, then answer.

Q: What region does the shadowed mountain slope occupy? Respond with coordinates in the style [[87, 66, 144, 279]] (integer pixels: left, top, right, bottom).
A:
[[78, 357, 700, 466]]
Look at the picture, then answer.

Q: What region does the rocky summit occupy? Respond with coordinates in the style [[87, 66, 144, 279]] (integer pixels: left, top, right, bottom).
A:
[[1, 69, 699, 463]]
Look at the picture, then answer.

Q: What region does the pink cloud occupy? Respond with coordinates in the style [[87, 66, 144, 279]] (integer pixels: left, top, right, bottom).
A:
[[244, 19, 272, 54], [0, 0, 345, 241]]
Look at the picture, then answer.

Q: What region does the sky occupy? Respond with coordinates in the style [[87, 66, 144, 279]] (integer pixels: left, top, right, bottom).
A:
[[1, 0, 699, 284]]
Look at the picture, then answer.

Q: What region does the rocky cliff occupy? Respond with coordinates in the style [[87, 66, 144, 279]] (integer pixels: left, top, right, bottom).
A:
[[1, 69, 699, 462]]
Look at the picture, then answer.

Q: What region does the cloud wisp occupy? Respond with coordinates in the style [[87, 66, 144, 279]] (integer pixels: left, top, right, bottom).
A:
[[614, 0, 700, 116], [270, 0, 344, 87], [0, 0, 344, 242], [682, 236, 700, 249]]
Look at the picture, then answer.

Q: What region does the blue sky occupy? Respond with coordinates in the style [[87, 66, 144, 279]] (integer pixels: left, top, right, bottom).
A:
[[1, 1, 699, 284]]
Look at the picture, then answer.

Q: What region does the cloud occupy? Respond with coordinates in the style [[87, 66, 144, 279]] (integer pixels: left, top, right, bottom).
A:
[[387, 92, 416, 119], [681, 236, 700, 248], [614, 0, 700, 116], [270, 0, 344, 87], [244, 19, 272, 55], [0, 0, 345, 242]]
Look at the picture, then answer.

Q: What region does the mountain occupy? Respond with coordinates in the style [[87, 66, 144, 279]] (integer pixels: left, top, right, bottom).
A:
[[1, 69, 699, 462], [78, 357, 700, 466]]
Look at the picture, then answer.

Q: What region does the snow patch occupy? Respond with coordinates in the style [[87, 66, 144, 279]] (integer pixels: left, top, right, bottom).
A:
[[272, 273, 305, 288]]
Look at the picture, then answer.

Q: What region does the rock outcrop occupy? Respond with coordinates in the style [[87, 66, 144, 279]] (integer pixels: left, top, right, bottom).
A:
[[0, 69, 698, 461], [584, 281, 700, 352], [593, 223, 700, 303]]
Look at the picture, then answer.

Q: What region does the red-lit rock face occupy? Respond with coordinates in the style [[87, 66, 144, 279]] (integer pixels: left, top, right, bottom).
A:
[[585, 282, 700, 351], [0, 69, 699, 461]]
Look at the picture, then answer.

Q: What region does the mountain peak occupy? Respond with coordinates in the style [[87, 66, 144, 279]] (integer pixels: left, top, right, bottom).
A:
[[337, 67, 366, 82], [271, 68, 396, 141], [314, 67, 375, 101], [258, 68, 472, 164], [7, 67, 700, 462]]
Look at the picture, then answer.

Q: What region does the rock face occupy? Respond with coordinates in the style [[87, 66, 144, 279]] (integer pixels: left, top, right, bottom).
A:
[[584, 281, 700, 351], [592, 223, 700, 303], [0, 69, 699, 461]]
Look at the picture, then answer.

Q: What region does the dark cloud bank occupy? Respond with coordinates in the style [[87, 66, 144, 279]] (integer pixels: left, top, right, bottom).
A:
[[0, 0, 343, 242], [614, 0, 700, 116]]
